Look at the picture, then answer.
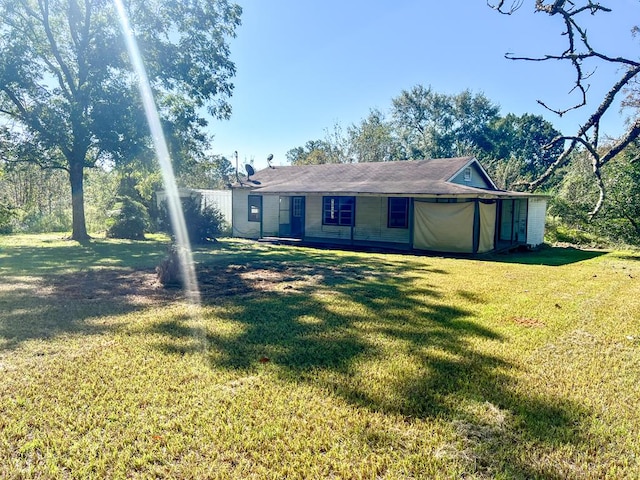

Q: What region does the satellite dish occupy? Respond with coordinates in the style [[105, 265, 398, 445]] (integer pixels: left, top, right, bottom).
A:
[[245, 164, 255, 177], [267, 153, 275, 169]]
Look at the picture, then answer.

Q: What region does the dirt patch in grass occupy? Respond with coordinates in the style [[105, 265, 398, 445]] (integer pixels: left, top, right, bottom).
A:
[[35, 261, 375, 305], [508, 316, 546, 328]]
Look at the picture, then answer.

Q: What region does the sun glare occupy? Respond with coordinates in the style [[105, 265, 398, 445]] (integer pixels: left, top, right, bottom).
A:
[[113, 0, 201, 306]]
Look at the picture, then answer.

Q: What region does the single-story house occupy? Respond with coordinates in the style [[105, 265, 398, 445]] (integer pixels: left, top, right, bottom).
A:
[[231, 156, 547, 254]]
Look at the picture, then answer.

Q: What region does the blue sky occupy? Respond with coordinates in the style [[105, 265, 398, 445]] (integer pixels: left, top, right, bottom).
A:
[[210, 0, 639, 171]]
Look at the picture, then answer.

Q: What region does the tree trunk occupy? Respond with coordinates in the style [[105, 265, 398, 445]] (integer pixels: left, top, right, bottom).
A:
[[69, 159, 90, 241]]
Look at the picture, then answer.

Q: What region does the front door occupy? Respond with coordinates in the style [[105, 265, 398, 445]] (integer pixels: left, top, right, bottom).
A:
[[290, 196, 305, 238]]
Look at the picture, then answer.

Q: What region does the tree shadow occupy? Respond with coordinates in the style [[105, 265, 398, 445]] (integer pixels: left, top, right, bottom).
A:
[[148, 250, 591, 478], [0, 268, 175, 351], [0, 239, 168, 276], [481, 245, 608, 266]]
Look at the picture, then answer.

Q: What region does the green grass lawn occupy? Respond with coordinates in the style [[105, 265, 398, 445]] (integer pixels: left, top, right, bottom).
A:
[[1, 233, 639, 479]]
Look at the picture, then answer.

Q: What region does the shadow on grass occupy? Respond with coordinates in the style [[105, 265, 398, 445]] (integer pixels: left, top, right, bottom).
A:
[[149, 249, 590, 478], [0, 237, 174, 351], [0, 238, 169, 276], [481, 245, 607, 266]]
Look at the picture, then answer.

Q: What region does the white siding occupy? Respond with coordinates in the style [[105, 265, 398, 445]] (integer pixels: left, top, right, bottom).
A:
[[262, 194, 280, 237], [526, 197, 547, 247], [201, 190, 232, 225], [232, 189, 261, 239]]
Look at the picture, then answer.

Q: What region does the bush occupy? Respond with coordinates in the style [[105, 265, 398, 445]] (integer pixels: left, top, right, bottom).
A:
[[158, 195, 224, 244], [106, 196, 150, 240], [0, 202, 16, 234]]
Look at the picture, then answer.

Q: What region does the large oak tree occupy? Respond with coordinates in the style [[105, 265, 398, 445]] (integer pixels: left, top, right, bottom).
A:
[[0, 0, 241, 240]]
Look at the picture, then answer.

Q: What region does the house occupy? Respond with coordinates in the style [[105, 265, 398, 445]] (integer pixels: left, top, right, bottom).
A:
[[231, 157, 547, 254]]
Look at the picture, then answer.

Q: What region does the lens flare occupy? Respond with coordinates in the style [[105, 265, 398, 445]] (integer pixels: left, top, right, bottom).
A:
[[114, 0, 201, 305]]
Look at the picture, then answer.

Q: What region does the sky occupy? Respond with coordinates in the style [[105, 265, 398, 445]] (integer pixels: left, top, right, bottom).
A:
[[209, 0, 640, 171]]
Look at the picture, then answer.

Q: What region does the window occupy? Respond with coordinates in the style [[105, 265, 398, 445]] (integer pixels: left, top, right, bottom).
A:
[[248, 195, 261, 222], [388, 197, 409, 228], [323, 196, 355, 226], [463, 167, 472, 182]]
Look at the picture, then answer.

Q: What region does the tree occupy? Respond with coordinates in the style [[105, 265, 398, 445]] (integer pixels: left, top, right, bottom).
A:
[[0, 0, 241, 240], [177, 154, 236, 190], [391, 86, 500, 159], [286, 140, 335, 166], [347, 109, 404, 162], [483, 113, 564, 188], [489, 0, 640, 217]]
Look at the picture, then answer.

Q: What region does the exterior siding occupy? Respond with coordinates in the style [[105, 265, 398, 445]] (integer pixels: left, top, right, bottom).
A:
[[450, 163, 491, 189], [304, 195, 352, 240], [354, 197, 410, 244], [261, 194, 280, 237], [232, 189, 261, 239], [526, 197, 547, 247]]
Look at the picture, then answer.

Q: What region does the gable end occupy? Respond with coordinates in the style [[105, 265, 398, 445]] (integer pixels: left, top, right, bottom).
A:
[[448, 158, 497, 190]]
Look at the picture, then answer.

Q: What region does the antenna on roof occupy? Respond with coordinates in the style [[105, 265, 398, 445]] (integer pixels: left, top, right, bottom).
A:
[[234, 151, 240, 184], [267, 153, 275, 169]]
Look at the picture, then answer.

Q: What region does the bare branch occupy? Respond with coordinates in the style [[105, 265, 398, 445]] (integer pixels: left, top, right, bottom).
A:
[[487, 0, 524, 14]]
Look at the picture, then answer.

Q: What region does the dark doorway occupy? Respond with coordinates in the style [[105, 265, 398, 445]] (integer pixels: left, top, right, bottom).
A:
[[290, 196, 305, 238]]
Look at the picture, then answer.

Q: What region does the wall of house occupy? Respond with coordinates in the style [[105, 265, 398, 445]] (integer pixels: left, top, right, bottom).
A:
[[450, 164, 492, 189], [526, 197, 547, 247], [353, 197, 410, 244], [304, 195, 353, 240], [302, 195, 412, 245], [261, 195, 280, 237], [232, 189, 261, 239]]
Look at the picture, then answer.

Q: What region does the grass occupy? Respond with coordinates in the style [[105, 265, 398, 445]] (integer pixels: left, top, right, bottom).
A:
[[0, 233, 639, 479]]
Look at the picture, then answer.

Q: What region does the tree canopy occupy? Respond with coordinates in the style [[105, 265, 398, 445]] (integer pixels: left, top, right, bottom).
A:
[[0, 0, 241, 240], [286, 85, 562, 191]]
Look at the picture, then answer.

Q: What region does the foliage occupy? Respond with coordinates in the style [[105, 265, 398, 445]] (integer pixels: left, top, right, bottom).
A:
[[485, 113, 563, 177], [286, 139, 340, 166], [391, 86, 500, 159], [1, 236, 639, 478], [0, 0, 242, 240], [176, 154, 236, 189], [158, 195, 225, 244], [548, 143, 640, 246], [0, 199, 15, 233], [489, 1, 640, 216], [347, 109, 404, 163], [287, 86, 561, 180], [106, 196, 151, 240]]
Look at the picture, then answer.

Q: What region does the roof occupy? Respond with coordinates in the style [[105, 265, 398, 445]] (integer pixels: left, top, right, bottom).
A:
[[235, 157, 539, 198]]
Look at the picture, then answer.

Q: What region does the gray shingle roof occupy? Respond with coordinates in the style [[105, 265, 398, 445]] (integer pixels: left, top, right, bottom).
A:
[[236, 157, 533, 197]]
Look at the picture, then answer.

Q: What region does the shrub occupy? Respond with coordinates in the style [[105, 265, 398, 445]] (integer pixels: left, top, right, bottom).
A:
[[0, 201, 16, 234], [158, 195, 224, 244], [106, 196, 150, 240]]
